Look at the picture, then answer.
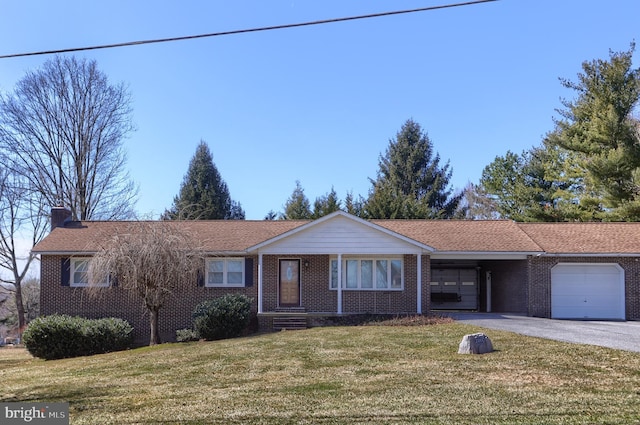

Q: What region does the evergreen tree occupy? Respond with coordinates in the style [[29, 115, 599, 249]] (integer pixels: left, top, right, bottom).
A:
[[479, 150, 528, 220], [479, 138, 602, 222], [551, 44, 640, 219], [164, 141, 245, 220], [264, 210, 278, 220], [365, 119, 462, 219], [282, 180, 312, 219], [312, 187, 341, 219], [344, 191, 366, 217], [479, 46, 640, 222]]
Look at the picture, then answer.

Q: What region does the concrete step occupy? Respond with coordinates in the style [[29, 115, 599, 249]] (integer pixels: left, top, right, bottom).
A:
[[273, 315, 308, 331]]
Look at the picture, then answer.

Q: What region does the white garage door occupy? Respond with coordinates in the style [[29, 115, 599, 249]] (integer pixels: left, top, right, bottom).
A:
[[551, 263, 625, 320]]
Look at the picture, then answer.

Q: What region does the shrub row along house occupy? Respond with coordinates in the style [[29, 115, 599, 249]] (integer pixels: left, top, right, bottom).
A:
[[33, 207, 640, 344]]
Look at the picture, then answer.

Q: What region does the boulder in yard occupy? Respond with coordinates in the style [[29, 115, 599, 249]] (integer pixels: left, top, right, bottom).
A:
[[458, 333, 493, 354]]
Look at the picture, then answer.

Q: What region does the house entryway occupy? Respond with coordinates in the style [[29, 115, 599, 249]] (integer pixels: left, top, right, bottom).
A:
[[279, 259, 301, 307]]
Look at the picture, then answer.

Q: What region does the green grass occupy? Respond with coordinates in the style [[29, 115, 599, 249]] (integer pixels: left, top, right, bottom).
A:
[[2, 322, 640, 424]]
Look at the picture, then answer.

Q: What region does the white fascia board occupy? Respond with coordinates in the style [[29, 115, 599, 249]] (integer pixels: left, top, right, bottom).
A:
[[539, 252, 640, 257], [430, 251, 539, 260], [203, 251, 249, 256], [255, 246, 425, 255]]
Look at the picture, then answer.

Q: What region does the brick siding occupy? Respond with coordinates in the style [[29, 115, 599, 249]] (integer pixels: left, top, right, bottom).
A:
[[42, 254, 432, 344], [261, 254, 430, 314], [45, 250, 640, 345], [479, 260, 528, 314], [41, 255, 259, 346]]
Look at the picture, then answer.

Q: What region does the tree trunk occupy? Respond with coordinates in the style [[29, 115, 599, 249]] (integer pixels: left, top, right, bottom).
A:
[[14, 281, 26, 336], [149, 308, 161, 345]]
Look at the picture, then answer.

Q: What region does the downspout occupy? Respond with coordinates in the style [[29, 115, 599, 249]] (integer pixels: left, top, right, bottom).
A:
[[486, 271, 492, 313]]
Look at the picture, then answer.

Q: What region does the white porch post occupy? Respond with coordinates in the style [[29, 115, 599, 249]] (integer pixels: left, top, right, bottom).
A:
[[258, 253, 263, 314], [337, 253, 343, 315], [486, 271, 492, 313], [417, 253, 422, 314]]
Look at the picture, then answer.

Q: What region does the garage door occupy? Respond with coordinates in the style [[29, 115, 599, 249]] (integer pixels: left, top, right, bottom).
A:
[[551, 263, 625, 320], [430, 268, 477, 310]]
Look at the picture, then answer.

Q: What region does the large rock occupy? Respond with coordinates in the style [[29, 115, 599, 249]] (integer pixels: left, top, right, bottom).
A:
[[458, 333, 493, 354]]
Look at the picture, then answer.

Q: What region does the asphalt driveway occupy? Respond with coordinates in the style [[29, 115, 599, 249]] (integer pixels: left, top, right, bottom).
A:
[[444, 312, 640, 353]]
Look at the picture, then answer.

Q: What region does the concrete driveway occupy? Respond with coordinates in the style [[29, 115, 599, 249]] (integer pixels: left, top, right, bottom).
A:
[[444, 312, 640, 353]]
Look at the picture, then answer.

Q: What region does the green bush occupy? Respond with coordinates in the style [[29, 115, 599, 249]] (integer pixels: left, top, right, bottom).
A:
[[193, 294, 253, 340], [176, 328, 200, 342], [22, 315, 133, 360]]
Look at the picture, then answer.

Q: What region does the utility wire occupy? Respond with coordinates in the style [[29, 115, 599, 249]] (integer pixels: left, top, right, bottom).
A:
[[0, 0, 497, 59]]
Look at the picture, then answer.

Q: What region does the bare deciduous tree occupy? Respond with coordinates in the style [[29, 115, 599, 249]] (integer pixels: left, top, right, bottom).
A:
[[0, 55, 137, 220], [89, 222, 203, 345], [0, 168, 47, 334], [0, 277, 40, 337]]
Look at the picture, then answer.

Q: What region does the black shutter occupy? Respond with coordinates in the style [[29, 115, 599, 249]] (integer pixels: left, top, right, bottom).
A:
[[61, 258, 71, 286], [197, 268, 205, 287], [110, 273, 118, 287], [245, 258, 254, 287]]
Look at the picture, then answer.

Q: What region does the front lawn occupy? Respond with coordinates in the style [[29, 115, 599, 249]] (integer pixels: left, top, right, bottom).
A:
[[2, 322, 640, 424]]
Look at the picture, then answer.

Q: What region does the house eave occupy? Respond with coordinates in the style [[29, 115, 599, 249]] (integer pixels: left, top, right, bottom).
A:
[[430, 251, 541, 260], [203, 251, 249, 256], [537, 252, 640, 257], [31, 250, 98, 256]]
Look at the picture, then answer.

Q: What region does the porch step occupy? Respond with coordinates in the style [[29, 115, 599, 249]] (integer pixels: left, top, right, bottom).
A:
[[275, 307, 306, 313], [273, 315, 308, 331]]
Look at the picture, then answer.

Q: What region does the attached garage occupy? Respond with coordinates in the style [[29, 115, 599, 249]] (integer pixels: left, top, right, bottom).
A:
[[551, 263, 625, 320]]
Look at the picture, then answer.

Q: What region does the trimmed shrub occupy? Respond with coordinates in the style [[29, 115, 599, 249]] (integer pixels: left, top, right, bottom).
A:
[[176, 328, 199, 342], [22, 315, 133, 360], [193, 294, 253, 340]]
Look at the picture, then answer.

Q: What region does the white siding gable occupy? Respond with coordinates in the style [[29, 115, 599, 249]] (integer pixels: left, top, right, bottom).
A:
[[252, 213, 431, 255]]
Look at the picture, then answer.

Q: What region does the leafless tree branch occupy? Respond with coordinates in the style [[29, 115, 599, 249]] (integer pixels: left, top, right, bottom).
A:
[[88, 222, 203, 345]]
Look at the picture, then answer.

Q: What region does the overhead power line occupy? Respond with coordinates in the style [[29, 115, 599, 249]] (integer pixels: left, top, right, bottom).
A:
[[0, 0, 497, 60]]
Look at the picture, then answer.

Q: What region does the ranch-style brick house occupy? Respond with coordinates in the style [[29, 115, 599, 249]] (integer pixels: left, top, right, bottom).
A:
[[33, 207, 640, 345]]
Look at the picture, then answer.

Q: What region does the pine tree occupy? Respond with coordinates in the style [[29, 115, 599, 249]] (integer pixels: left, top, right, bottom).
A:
[[365, 119, 461, 219], [479, 138, 602, 222], [312, 187, 341, 219], [164, 141, 245, 220], [344, 191, 365, 217], [282, 180, 312, 219], [551, 44, 640, 219]]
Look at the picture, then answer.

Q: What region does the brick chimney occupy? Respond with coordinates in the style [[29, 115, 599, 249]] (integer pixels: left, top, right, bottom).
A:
[[50, 207, 72, 231]]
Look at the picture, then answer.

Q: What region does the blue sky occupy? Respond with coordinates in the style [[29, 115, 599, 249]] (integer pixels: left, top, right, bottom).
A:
[[1, 0, 638, 220]]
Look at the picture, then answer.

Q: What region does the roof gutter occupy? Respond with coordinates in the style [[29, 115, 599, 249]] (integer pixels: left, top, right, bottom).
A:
[[537, 252, 640, 257], [430, 251, 542, 260]]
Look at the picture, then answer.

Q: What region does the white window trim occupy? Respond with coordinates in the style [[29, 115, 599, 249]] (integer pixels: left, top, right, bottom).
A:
[[70, 257, 109, 287], [330, 257, 404, 291], [205, 258, 245, 287]]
